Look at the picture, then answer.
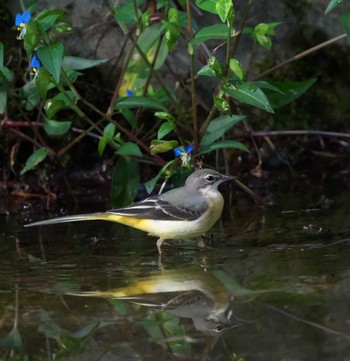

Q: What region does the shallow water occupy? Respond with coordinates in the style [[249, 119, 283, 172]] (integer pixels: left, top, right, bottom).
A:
[[1, 178, 350, 360]]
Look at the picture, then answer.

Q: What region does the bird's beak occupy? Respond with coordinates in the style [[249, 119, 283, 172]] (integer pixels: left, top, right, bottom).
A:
[[220, 174, 237, 184]]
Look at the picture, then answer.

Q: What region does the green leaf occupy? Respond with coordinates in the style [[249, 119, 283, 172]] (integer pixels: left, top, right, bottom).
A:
[[24, 20, 41, 53], [216, 0, 233, 23], [44, 98, 66, 119], [1, 66, 13, 82], [199, 140, 249, 154], [36, 66, 50, 100], [195, 0, 218, 14], [43, 119, 72, 136], [111, 157, 140, 207], [20, 147, 48, 175], [229, 58, 245, 80], [38, 309, 62, 340], [208, 56, 223, 77], [113, 0, 143, 25], [263, 78, 316, 109], [21, 83, 40, 111], [62, 56, 109, 70], [166, 21, 181, 51], [252, 22, 281, 49], [158, 121, 175, 139], [201, 115, 245, 146], [213, 96, 230, 112], [325, 0, 343, 14], [116, 142, 143, 157], [253, 80, 284, 94], [340, 13, 350, 41], [150, 140, 178, 155], [144, 158, 177, 193], [168, 7, 179, 23], [154, 111, 174, 122], [0, 329, 23, 351], [115, 96, 167, 111], [37, 42, 64, 82], [44, 91, 77, 118], [190, 24, 231, 44], [0, 85, 7, 114], [197, 64, 216, 77], [59, 323, 98, 351], [0, 42, 3, 72], [36, 10, 67, 32], [54, 22, 73, 34], [98, 123, 116, 156], [223, 83, 274, 113], [121, 109, 137, 128]]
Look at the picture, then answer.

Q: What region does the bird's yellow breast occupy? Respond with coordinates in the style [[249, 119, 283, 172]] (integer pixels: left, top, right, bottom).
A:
[[144, 189, 224, 239]]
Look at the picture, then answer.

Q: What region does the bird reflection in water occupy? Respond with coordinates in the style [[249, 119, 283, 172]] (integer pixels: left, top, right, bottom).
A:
[[70, 266, 241, 336]]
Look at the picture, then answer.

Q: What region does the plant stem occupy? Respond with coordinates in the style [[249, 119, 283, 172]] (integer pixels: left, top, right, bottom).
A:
[[186, 0, 199, 153], [78, 96, 167, 166], [125, 33, 178, 109], [107, 31, 138, 116]]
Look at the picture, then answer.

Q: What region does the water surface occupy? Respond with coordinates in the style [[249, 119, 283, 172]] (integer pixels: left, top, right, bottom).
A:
[[1, 179, 350, 360]]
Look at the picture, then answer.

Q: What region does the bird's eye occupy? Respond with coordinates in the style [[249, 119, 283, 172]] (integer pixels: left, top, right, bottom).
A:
[[205, 175, 216, 183]]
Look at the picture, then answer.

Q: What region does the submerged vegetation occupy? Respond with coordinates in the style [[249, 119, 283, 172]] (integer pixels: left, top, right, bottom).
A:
[[0, 0, 350, 203]]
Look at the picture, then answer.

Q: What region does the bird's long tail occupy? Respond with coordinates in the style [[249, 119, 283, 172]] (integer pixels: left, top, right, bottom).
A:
[[24, 213, 112, 228]]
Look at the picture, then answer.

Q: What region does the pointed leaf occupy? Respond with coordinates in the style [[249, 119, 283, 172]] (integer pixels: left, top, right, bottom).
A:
[[44, 119, 72, 136], [229, 58, 245, 80], [325, 0, 343, 14], [263, 78, 316, 108], [201, 115, 245, 146], [199, 140, 249, 154], [44, 98, 66, 119], [24, 21, 41, 53], [98, 123, 116, 155], [223, 83, 274, 113], [116, 142, 143, 157], [216, 0, 233, 23], [20, 147, 48, 175], [154, 111, 175, 122], [190, 24, 231, 44], [62, 56, 109, 70], [37, 42, 64, 82], [195, 0, 218, 14], [36, 66, 50, 99], [111, 157, 140, 207], [158, 121, 175, 139], [121, 109, 137, 128], [340, 13, 350, 41], [150, 140, 178, 154], [115, 96, 167, 111]]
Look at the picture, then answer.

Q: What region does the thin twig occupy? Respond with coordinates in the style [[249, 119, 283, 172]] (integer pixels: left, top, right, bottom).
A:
[[253, 33, 347, 80], [263, 303, 350, 340], [247, 129, 350, 139]]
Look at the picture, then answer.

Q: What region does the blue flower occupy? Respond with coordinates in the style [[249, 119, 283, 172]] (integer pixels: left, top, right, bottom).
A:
[[30, 55, 41, 81], [174, 145, 194, 157], [15, 11, 31, 39], [174, 145, 194, 167], [126, 89, 134, 96]]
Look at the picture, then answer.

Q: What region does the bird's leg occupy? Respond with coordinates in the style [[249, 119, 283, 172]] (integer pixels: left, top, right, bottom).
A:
[[197, 237, 207, 249], [198, 234, 215, 250], [156, 238, 165, 254]]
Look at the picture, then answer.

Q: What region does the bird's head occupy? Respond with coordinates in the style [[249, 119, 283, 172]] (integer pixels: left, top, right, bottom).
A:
[[185, 169, 236, 192]]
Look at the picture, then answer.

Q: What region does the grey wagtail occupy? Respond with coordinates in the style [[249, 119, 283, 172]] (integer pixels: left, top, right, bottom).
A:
[[24, 168, 235, 253]]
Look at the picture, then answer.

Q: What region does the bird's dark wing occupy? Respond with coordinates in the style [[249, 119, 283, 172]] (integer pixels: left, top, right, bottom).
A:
[[107, 196, 205, 221]]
